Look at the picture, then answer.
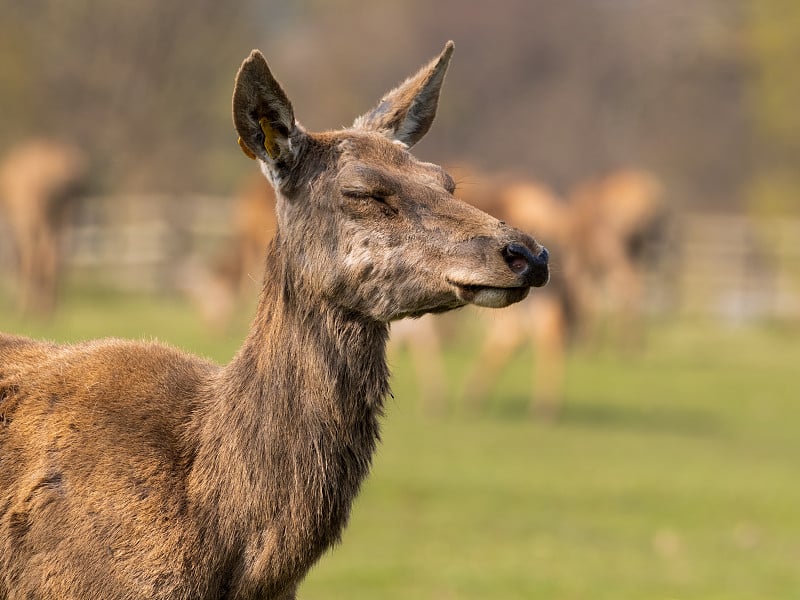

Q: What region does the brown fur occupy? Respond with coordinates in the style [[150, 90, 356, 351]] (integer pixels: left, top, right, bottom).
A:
[[0, 43, 549, 599], [0, 139, 88, 315]]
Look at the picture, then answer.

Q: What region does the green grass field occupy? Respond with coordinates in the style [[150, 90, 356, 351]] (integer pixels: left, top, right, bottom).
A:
[[2, 287, 799, 599]]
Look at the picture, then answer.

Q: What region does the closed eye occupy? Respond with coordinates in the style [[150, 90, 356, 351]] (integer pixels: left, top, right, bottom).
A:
[[341, 188, 398, 215], [343, 189, 383, 201], [342, 188, 395, 203]]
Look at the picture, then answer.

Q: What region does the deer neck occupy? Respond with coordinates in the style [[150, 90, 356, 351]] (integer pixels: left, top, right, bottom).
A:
[[189, 236, 390, 587]]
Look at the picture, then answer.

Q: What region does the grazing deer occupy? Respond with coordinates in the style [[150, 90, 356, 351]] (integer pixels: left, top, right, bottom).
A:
[[0, 139, 87, 315], [0, 43, 549, 599]]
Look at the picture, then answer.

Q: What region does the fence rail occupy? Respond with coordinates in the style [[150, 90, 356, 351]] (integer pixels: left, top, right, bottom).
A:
[[668, 213, 800, 321]]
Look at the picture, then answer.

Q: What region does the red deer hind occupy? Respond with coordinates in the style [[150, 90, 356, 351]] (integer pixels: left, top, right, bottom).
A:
[[0, 43, 548, 599]]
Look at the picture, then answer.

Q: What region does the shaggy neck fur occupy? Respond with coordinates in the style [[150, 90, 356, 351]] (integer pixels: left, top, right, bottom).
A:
[[187, 234, 390, 597]]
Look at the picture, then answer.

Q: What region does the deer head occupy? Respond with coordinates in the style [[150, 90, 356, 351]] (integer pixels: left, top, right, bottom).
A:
[[233, 41, 548, 322]]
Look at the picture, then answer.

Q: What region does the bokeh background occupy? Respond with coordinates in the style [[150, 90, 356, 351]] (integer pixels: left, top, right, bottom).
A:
[[1, 1, 799, 598]]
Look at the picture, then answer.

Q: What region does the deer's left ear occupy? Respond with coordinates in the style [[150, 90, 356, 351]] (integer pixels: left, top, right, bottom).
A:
[[353, 41, 454, 148], [233, 50, 303, 176]]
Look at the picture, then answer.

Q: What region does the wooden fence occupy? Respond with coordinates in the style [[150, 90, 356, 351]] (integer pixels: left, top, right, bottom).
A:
[[663, 213, 800, 321]]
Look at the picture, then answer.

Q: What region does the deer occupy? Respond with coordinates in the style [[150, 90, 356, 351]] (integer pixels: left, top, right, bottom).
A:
[[460, 169, 664, 418], [0, 139, 88, 315], [565, 169, 665, 349], [461, 177, 575, 419], [0, 42, 549, 599]]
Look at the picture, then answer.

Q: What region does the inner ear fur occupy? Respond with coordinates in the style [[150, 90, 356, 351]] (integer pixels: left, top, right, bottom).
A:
[[232, 50, 296, 164]]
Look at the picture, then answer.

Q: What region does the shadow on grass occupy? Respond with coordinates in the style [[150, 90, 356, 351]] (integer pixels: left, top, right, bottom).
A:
[[562, 401, 721, 436], [483, 395, 721, 437]]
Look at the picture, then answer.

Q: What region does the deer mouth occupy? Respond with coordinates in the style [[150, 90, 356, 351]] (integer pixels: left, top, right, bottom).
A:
[[448, 281, 531, 308], [446, 242, 548, 309]]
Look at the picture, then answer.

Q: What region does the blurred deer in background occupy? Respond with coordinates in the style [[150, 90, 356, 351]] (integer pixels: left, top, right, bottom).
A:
[[180, 176, 277, 330], [389, 169, 573, 417], [401, 167, 665, 419], [224, 176, 278, 299], [0, 42, 550, 599], [468, 169, 665, 418], [566, 169, 665, 349], [459, 174, 576, 419], [0, 139, 88, 315], [389, 313, 449, 412]]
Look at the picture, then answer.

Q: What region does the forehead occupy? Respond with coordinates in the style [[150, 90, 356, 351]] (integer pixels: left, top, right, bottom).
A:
[[336, 131, 414, 167], [329, 131, 452, 187]]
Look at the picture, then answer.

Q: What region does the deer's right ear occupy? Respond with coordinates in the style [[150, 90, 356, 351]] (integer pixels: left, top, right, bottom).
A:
[[233, 50, 300, 174], [353, 41, 454, 148]]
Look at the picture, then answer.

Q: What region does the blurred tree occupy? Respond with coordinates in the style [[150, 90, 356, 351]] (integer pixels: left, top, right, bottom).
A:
[[246, 0, 753, 209], [0, 0, 763, 213], [0, 0, 265, 193], [746, 0, 800, 215]]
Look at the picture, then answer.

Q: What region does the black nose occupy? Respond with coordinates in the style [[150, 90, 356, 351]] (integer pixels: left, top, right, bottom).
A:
[[502, 243, 550, 287]]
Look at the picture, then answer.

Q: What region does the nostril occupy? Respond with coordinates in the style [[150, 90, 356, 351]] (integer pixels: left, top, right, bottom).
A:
[[502, 243, 536, 276], [534, 247, 549, 266]]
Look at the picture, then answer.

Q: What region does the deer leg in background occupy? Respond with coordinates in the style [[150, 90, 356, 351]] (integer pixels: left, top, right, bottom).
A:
[[463, 306, 526, 411], [609, 258, 646, 351], [530, 293, 567, 421], [35, 221, 60, 315], [14, 221, 37, 315], [390, 315, 449, 415]]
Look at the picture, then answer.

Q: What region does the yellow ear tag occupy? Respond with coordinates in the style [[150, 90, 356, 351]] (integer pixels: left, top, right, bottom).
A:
[[259, 117, 281, 160], [237, 137, 257, 160]]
